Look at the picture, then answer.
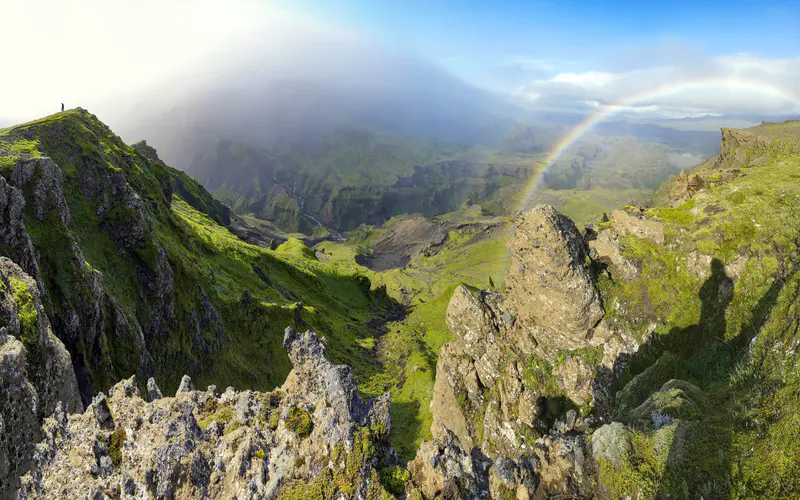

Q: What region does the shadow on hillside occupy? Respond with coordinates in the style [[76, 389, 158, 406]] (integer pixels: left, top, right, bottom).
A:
[[391, 400, 426, 460], [657, 258, 733, 497], [605, 257, 793, 496]]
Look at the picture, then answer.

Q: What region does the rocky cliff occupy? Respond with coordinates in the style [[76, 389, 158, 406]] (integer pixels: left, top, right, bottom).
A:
[[0, 258, 80, 494], [17, 327, 396, 499]]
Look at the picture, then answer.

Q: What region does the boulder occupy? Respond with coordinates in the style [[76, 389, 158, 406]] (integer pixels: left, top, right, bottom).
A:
[[591, 422, 633, 469], [506, 205, 604, 351]]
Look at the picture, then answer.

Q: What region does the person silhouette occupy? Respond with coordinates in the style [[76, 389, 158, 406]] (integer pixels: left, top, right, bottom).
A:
[[61, 103, 64, 112]]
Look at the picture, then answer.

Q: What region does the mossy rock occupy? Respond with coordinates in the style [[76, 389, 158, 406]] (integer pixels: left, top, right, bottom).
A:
[[197, 405, 234, 431], [285, 405, 313, 437], [622, 379, 707, 429], [108, 428, 127, 466], [8, 276, 38, 348]]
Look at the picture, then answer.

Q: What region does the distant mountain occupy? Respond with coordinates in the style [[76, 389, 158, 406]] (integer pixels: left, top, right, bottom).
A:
[[114, 46, 549, 232], [594, 121, 720, 155]]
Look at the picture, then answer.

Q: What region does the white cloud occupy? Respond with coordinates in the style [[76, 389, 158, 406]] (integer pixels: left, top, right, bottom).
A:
[[0, 0, 318, 125], [515, 53, 800, 117], [552, 72, 620, 87]]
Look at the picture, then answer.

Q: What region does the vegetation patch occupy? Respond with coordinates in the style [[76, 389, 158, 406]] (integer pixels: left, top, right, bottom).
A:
[[108, 428, 127, 466], [9, 277, 38, 348], [285, 405, 313, 437], [197, 405, 234, 431]]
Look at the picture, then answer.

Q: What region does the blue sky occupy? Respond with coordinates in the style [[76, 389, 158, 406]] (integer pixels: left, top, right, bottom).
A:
[[288, 0, 800, 91]]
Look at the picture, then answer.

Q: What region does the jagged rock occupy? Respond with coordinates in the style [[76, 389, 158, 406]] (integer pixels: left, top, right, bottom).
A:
[[553, 356, 595, 406], [407, 427, 483, 499], [1, 146, 160, 405], [506, 204, 604, 351], [282, 327, 390, 449], [445, 286, 507, 388], [488, 456, 539, 500], [17, 326, 399, 498], [146, 377, 163, 402], [0, 258, 81, 496], [669, 170, 706, 207], [409, 427, 586, 499], [0, 168, 40, 280], [533, 434, 589, 498], [0, 335, 40, 496], [589, 228, 640, 281], [91, 393, 113, 428], [430, 342, 478, 450], [432, 287, 539, 459], [176, 375, 195, 394], [0, 258, 81, 416]]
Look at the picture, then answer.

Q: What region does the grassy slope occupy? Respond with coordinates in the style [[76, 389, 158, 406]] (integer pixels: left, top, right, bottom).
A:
[[0, 109, 397, 395], [594, 122, 800, 497]]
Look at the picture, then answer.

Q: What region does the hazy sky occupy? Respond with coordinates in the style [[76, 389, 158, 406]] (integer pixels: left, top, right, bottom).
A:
[[1, 0, 799, 126]]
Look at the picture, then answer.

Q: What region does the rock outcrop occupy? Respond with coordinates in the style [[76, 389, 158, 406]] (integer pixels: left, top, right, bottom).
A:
[[588, 209, 665, 281], [418, 205, 609, 499], [506, 204, 604, 352], [408, 424, 592, 499], [0, 257, 81, 496], [16, 327, 397, 499]]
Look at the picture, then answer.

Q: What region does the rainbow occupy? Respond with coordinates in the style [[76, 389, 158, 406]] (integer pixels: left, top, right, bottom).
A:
[[521, 77, 800, 209]]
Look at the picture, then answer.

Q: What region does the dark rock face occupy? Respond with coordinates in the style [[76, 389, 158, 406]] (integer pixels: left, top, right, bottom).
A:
[[506, 204, 604, 352], [0, 257, 81, 496], [0, 171, 40, 279]]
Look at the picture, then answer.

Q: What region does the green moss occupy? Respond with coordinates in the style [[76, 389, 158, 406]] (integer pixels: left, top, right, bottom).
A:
[[9, 277, 38, 348], [223, 420, 243, 435], [197, 405, 234, 431], [108, 428, 127, 466], [285, 406, 313, 437], [522, 354, 560, 397], [379, 466, 410, 495]]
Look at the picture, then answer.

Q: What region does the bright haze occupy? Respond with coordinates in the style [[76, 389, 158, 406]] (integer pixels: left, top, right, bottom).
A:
[[1, 0, 799, 135]]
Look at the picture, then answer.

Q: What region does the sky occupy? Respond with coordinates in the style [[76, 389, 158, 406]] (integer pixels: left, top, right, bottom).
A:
[[1, 0, 799, 126]]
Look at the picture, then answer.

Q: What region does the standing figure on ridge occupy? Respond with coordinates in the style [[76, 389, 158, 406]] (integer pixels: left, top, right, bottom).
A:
[[61, 103, 64, 112]]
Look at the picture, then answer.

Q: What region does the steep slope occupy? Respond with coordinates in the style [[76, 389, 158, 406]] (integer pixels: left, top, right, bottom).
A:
[[0, 109, 398, 406], [0, 258, 80, 494]]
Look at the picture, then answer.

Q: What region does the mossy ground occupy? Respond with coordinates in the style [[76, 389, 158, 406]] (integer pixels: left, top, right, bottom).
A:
[[8, 276, 38, 348], [596, 125, 800, 497]]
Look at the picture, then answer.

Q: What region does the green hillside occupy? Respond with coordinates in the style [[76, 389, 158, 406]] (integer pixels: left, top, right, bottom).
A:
[[591, 120, 800, 497], [0, 109, 398, 399]]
